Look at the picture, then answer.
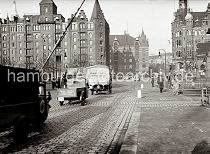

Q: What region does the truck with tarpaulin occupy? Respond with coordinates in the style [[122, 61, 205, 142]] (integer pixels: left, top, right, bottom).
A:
[[86, 65, 112, 95]]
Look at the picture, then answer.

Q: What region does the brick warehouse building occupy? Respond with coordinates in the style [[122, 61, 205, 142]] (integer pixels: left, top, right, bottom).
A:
[[110, 30, 149, 76], [171, 0, 210, 73], [0, 0, 110, 77]]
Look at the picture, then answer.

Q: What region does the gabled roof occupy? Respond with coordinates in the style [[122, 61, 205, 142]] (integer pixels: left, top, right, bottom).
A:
[[91, 0, 104, 20], [110, 34, 135, 47]]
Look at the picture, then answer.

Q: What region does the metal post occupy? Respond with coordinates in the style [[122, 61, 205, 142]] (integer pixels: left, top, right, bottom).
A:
[[159, 49, 167, 76]]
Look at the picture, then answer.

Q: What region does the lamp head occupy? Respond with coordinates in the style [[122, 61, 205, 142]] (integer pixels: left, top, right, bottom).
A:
[[158, 51, 161, 58]]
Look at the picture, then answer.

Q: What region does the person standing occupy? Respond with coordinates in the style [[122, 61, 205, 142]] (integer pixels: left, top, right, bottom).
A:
[[52, 76, 56, 89], [157, 73, 164, 93], [151, 74, 155, 87]]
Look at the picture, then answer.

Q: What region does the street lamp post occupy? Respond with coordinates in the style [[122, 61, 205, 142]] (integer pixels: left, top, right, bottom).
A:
[[158, 49, 167, 76]]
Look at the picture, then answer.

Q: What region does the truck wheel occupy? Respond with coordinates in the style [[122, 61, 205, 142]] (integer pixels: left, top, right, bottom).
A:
[[91, 90, 94, 95], [109, 89, 112, 94], [60, 101, 64, 106], [38, 100, 49, 124], [13, 116, 29, 143], [80, 91, 86, 106]]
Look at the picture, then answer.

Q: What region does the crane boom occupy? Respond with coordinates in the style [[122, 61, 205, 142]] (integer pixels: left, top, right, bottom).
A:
[[39, 0, 86, 72]]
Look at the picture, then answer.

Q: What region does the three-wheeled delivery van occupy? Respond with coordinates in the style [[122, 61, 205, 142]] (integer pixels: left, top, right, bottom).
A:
[[57, 68, 88, 106], [0, 65, 51, 143]]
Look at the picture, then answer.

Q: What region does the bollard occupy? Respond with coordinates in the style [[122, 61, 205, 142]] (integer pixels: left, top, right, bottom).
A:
[[141, 84, 144, 89], [138, 90, 142, 98]]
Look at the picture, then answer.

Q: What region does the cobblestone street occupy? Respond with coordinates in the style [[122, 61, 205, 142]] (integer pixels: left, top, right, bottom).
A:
[[1, 81, 209, 154], [0, 82, 138, 154]]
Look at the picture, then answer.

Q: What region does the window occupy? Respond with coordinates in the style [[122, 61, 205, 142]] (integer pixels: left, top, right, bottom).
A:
[[80, 33, 86, 39], [72, 23, 77, 30], [56, 24, 61, 30], [35, 34, 39, 39], [45, 7, 48, 13], [3, 43, 7, 48], [73, 44, 77, 50], [73, 33, 77, 42], [100, 40, 103, 45], [18, 35, 22, 40], [43, 45, 46, 50], [129, 65, 132, 69], [3, 50, 7, 55], [88, 23, 93, 29], [89, 40, 93, 46], [124, 59, 126, 63], [12, 42, 15, 47], [45, 17, 48, 22], [35, 42, 39, 47], [129, 59, 132, 62], [64, 41, 68, 46], [79, 23, 85, 29], [19, 49, 22, 54], [80, 40, 86, 47], [3, 27, 7, 32], [36, 49, 39, 54], [48, 45, 51, 50], [89, 47, 92, 52], [89, 32, 93, 38], [3, 35, 6, 40], [12, 35, 15, 41], [19, 43, 22, 47]]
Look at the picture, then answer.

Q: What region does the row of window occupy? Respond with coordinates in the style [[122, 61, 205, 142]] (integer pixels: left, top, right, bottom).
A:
[[124, 59, 133, 63], [72, 23, 94, 30], [174, 29, 206, 37]]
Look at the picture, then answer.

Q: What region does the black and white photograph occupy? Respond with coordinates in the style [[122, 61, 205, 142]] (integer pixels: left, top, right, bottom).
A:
[[0, 0, 210, 153]]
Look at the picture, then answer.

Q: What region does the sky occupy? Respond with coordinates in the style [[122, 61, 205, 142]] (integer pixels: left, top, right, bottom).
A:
[[0, 0, 209, 55]]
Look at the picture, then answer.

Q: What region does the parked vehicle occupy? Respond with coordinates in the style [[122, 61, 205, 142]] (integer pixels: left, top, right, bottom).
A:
[[0, 65, 51, 143], [86, 65, 112, 95], [57, 68, 88, 106]]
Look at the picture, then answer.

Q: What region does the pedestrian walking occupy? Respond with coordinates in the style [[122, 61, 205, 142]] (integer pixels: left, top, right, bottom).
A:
[[57, 77, 61, 88], [157, 73, 164, 93], [151, 74, 155, 87], [172, 75, 179, 95], [52, 76, 56, 89]]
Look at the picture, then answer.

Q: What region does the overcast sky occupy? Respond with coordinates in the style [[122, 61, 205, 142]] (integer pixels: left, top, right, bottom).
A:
[[0, 0, 209, 55]]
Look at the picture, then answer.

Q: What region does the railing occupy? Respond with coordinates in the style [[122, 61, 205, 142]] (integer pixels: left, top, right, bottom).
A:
[[179, 80, 210, 89]]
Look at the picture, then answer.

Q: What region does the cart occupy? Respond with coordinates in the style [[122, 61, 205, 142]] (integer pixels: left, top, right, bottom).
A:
[[201, 87, 210, 107]]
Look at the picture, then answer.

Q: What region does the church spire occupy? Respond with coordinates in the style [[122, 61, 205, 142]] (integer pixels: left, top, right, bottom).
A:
[[91, 0, 104, 20], [141, 28, 145, 37]]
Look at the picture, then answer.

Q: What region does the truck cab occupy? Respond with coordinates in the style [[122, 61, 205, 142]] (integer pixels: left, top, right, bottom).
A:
[[0, 65, 51, 143]]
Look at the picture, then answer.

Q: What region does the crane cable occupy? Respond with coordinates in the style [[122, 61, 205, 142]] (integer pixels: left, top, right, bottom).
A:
[[40, 0, 86, 72]]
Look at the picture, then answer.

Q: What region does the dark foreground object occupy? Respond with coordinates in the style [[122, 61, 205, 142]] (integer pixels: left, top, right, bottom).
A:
[[0, 65, 51, 143]]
